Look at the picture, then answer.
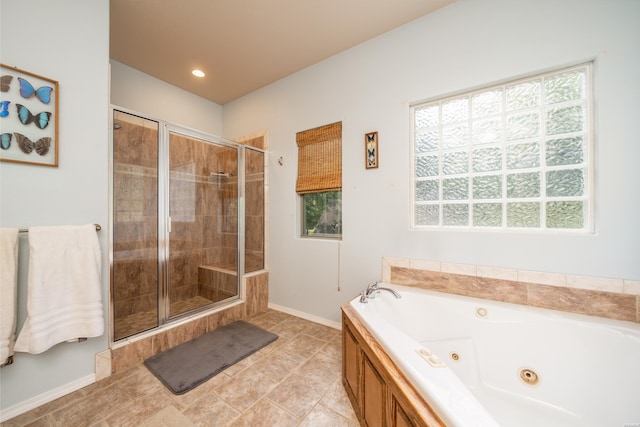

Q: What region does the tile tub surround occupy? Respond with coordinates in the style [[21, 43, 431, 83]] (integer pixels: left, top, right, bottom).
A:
[[111, 271, 269, 373], [382, 257, 640, 323], [2, 310, 356, 427]]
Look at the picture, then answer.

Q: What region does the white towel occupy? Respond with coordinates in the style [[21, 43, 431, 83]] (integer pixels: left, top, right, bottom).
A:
[[14, 225, 104, 354], [0, 228, 19, 364]]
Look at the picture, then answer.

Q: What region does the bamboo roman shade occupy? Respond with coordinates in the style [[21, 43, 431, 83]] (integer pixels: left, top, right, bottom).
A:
[[295, 121, 342, 194]]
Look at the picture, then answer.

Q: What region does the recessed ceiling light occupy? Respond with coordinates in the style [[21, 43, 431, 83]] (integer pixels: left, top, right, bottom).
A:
[[192, 69, 205, 78]]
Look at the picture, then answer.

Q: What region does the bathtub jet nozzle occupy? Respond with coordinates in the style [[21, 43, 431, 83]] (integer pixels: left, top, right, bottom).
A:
[[519, 368, 539, 385]]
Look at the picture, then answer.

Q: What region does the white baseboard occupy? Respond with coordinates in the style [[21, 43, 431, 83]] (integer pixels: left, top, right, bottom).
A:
[[0, 374, 95, 423], [268, 303, 342, 330]]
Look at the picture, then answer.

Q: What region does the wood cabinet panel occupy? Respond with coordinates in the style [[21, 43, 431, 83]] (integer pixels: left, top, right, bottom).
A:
[[343, 323, 360, 405], [363, 355, 386, 426], [393, 395, 417, 427], [342, 306, 445, 427]]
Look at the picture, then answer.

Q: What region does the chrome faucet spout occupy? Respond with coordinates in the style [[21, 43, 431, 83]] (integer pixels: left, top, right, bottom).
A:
[[375, 286, 402, 298], [359, 281, 401, 303]]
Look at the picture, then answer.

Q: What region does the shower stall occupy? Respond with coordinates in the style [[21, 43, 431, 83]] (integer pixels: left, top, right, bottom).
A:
[[110, 109, 265, 341]]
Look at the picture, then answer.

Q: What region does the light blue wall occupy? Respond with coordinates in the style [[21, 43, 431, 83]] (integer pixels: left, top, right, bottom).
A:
[[222, 0, 640, 323], [0, 0, 110, 413]]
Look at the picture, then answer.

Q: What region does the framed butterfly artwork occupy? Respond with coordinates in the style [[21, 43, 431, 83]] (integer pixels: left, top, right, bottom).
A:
[[365, 131, 378, 169], [0, 64, 59, 166]]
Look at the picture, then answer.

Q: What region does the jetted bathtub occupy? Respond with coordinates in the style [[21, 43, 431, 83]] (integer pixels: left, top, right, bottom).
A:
[[348, 283, 640, 426]]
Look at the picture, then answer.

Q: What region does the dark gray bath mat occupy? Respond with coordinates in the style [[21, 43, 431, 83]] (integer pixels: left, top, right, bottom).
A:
[[144, 320, 278, 394]]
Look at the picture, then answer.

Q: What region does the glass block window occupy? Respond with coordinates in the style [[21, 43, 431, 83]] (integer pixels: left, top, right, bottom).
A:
[[411, 63, 592, 231]]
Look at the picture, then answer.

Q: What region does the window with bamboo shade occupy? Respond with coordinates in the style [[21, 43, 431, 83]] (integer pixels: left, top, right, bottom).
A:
[[296, 121, 342, 237]]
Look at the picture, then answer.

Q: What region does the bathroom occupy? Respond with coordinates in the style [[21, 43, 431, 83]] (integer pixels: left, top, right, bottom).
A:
[[1, 0, 639, 424]]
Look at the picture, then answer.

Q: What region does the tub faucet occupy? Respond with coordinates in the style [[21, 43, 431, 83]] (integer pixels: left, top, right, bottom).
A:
[[360, 281, 402, 303]]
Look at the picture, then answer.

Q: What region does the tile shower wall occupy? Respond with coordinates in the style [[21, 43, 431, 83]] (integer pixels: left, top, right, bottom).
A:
[[383, 257, 640, 323], [168, 133, 239, 309], [245, 147, 265, 272]]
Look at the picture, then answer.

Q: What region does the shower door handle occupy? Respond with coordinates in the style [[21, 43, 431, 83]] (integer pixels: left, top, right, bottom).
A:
[[167, 216, 172, 233]]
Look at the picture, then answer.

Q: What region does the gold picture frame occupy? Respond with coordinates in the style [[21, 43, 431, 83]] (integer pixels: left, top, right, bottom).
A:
[[365, 131, 378, 169], [1, 64, 59, 167]]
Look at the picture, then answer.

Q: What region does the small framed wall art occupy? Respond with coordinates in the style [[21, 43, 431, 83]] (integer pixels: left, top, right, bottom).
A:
[[1, 64, 59, 167], [365, 131, 378, 169]]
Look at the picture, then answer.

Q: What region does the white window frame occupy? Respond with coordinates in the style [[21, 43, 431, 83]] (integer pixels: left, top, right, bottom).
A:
[[410, 62, 594, 233]]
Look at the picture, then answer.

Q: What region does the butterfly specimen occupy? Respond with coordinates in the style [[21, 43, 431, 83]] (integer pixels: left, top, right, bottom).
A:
[[14, 132, 51, 156], [0, 101, 9, 117], [16, 104, 51, 129], [367, 147, 377, 167], [18, 77, 53, 104], [0, 133, 12, 150], [365, 132, 378, 168], [0, 75, 12, 92]]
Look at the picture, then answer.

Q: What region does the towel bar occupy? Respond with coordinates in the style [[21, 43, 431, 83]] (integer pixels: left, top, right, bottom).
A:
[[18, 224, 102, 233]]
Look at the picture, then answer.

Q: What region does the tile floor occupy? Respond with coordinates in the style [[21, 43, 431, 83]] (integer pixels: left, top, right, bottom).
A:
[[2, 310, 358, 427]]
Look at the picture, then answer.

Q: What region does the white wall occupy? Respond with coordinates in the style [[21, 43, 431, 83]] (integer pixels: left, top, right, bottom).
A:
[[0, 0, 109, 413], [222, 0, 640, 323], [110, 60, 223, 135]]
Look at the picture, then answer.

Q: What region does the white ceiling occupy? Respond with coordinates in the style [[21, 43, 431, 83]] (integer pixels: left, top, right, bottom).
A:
[[110, 0, 455, 105]]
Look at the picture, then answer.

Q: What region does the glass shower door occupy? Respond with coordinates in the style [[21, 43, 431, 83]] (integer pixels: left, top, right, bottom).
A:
[[167, 130, 240, 318], [112, 110, 159, 340], [112, 109, 252, 341]]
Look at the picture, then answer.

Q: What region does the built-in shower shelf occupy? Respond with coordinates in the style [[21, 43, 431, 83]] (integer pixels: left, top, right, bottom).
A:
[[198, 265, 238, 303], [199, 265, 238, 276]]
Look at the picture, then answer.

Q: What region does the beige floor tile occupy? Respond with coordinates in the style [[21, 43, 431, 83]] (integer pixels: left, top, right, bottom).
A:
[[2, 312, 350, 427], [301, 323, 339, 341], [265, 372, 330, 419], [1, 414, 54, 427], [298, 404, 359, 427], [281, 334, 326, 359], [119, 364, 170, 399], [249, 348, 307, 382], [320, 380, 359, 421], [182, 393, 241, 427], [269, 317, 311, 339], [247, 311, 293, 330], [229, 399, 298, 427], [214, 369, 278, 412], [138, 406, 195, 427], [1, 393, 80, 427], [294, 350, 341, 386], [104, 391, 179, 427], [49, 383, 132, 426], [319, 335, 342, 356]]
